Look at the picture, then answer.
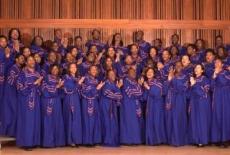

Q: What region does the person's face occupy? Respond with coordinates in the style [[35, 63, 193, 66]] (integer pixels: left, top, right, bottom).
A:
[[35, 37, 43, 46], [128, 68, 136, 79], [172, 35, 179, 44], [171, 47, 179, 56], [23, 48, 31, 58], [196, 40, 203, 49], [26, 57, 35, 68], [135, 31, 143, 41], [52, 43, 59, 51], [55, 29, 62, 39], [205, 52, 215, 63], [194, 65, 203, 77], [69, 64, 77, 75], [217, 48, 225, 57], [71, 48, 78, 57], [90, 45, 98, 53], [87, 53, 95, 63], [187, 46, 195, 56], [74, 38, 82, 47], [175, 62, 183, 73], [66, 53, 74, 63], [17, 55, 25, 65], [105, 58, 113, 67], [130, 45, 138, 55], [146, 69, 154, 79], [125, 55, 133, 65], [216, 37, 223, 47], [108, 71, 116, 82], [107, 48, 115, 57], [34, 54, 41, 64], [215, 59, 223, 69], [48, 52, 57, 63], [11, 29, 19, 40], [89, 66, 98, 77], [92, 30, 100, 40], [153, 39, 162, 48], [149, 48, 157, 58], [115, 34, 121, 42], [51, 66, 59, 76], [181, 55, 190, 67], [162, 50, 170, 61], [0, 38, 7, 48]]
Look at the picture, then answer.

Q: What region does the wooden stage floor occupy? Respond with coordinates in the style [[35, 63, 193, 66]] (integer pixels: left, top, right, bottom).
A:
[[0, 145, 230, 155]]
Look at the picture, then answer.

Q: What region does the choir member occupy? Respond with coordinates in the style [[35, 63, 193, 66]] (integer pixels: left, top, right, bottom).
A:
[[188, 64, 211, 147], [42, 51, 58, 75], [181, 55, 194, 79], [54, 29, 62, 47], [157, 49, 173, 82], [16, 56, 42, 150], [41, 64, 65, 148], [165, 61, 189, 146], [8, 28, 24, 51], [0, 35, 9, 123], [133, 30, 151, 59], [187, 44, 202, 64], [2, 54, 24, 137], [195, 39, 206, 62], [63, 63, 83, 146], [110, 33, 128, 55], [170, 34, 185, 55], [211, 58, 230, 147], [74, 36, 86, 58], [22, 47, 32, 59], [143, 67, 166, 145], [203, 49, 215, 79], [170, 45, 181, 64], [31, 36, 46, 57], [85, 29, 106, 52], [216, 46, 230, 67], [79, 52, 96, 76], [34, 53, 42, 74], [81, 65, 104, 146], [152, 38, 163, 56], [100, 70, 123, 146], [120, 67, 144, 145]]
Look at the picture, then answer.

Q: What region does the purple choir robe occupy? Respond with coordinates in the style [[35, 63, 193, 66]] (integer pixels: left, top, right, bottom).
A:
[[145, 79, 166, 145], [41, 75, 65, 147], [164, 74, 189, 146], [188, 76, 211, 145], [63, 74, 82, 145], [16, 68, 41, 147], [100, 80, 122, 146], [211, 70, 230, 143], [120, 77, 144, 144], [81, 75, 102, 145], [2, 64, 21, 137]]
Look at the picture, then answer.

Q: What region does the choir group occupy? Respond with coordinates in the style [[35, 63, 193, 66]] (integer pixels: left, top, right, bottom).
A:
[[0, 28, 230, 150]]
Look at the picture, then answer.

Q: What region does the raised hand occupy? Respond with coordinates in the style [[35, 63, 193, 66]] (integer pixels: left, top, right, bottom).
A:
[[78, 76, 85, 85], [96, 81, 105, 90], [138, 77, 144, 85], [4, 47, 11, 58], [57, 79, 64, 88], [190, 76, 196, 86], [143, 81, 150, 90], [168, 67, 174, 81], [116, 79, 123, 88], [34, 76, 43, 85]]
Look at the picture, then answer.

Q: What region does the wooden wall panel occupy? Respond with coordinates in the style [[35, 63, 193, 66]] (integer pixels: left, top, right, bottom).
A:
[[0, 0, 229, 47]]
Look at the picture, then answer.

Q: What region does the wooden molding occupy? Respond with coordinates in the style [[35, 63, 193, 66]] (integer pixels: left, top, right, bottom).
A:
[[0, 19, 229, 30]]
